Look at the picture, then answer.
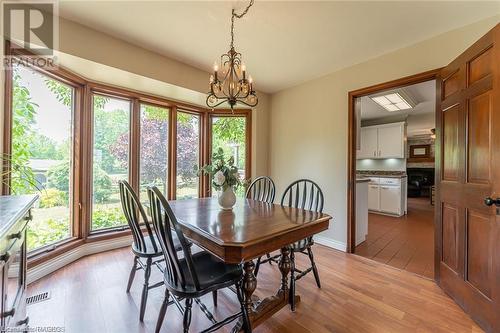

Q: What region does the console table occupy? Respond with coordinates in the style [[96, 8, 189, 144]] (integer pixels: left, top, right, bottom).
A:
[[0, 195, 38, 331]]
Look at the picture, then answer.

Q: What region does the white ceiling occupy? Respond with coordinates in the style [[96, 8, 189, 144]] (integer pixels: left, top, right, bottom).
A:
[[360, 80, 436, 137], [58, 1, 500, 93]]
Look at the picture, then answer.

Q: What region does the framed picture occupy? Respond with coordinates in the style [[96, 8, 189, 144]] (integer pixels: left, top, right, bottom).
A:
[[410, 144, 431, 158]]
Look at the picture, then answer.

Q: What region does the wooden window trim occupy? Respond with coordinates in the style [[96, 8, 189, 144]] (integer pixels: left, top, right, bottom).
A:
[[2, 41, 253, 268]]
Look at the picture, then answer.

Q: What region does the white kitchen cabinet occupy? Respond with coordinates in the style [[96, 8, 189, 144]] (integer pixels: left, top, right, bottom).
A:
[[377, 124, 405, 158], [358, 127, 378, 159], [380, 185, 401, 215], [366, 177, 406, 217], [357, 122, 405, 159], [368, 184, 380, 211]]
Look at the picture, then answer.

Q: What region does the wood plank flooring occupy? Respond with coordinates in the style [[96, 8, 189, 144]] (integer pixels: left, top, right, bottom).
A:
[[26, 243, 481, 332], [355, 197, 435, 279]]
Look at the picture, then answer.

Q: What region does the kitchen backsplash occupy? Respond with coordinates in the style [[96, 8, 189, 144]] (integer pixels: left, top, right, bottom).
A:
[[356, 158, 406, 171]]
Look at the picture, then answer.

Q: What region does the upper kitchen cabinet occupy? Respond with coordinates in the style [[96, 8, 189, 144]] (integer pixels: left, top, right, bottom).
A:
[[357, 122, 406, 159], [358, 127, 378, 159]]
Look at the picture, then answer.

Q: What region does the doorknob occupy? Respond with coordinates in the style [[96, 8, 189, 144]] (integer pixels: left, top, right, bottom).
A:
[[484, 197, 500, 207]]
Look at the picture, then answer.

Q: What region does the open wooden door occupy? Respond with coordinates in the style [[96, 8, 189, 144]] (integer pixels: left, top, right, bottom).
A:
[[436, 23, 499, 333]]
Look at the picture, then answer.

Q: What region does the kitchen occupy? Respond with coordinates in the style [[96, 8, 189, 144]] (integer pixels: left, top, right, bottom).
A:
[[353, 80, 436, 279]]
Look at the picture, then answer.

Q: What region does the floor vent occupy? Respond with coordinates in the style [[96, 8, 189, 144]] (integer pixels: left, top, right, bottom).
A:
[[26, 291, 50, 305]]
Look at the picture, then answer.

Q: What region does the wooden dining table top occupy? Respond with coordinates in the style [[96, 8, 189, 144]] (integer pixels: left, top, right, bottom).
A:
[[167, 197, 332, 263]]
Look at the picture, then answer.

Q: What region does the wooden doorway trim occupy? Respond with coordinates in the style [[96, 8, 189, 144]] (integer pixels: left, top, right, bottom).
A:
[[346, 69, 441, 258]]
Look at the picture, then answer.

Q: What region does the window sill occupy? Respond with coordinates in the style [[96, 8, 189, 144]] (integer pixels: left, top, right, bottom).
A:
[[87, 228, 132, 243], [27, 238, 84, 269]]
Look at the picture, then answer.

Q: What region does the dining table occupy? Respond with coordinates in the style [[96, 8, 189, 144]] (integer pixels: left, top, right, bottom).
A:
[[166, 197, 332, 332]]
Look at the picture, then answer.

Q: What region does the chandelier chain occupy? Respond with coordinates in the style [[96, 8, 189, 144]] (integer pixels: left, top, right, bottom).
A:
[[230, 0, 255, 49]]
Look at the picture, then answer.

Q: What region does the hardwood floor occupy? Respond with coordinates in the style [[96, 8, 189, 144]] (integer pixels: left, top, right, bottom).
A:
[[355, 197, 435, 279], [26, 244, 482, 332]]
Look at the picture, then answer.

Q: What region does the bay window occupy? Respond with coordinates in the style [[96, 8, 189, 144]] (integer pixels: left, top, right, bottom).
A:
[[2, 45, 251, 265]]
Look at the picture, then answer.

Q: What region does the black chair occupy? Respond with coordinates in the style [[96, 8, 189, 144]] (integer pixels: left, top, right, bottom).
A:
[[246, 177, 280, 275], [280, 179, 324, 311], [245, 176, 276, 203], [147, 186, 250, 333], [119, 180, 186, 321]]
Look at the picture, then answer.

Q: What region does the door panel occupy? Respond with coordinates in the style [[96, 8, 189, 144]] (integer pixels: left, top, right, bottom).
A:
[[437, 23, 499, 333], [442, 203, 459, 273], [469, 47, 492, 84], [467, 92, 491, 184], [466, 210, 493, 299], [442, 105, 460, 181], [443, 70, 461, 98]]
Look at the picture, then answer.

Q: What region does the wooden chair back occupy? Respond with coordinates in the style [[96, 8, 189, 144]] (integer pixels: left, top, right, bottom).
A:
[[147, 186, 200, 290], [119, 180, 158, 253], [245, 176, 276, 203]]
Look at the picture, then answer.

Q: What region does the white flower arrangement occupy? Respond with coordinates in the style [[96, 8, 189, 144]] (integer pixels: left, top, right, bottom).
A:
[[199, 148, 242, 191]]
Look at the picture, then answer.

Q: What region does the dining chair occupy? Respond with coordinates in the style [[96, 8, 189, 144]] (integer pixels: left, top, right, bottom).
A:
[[246, 177, 280, 275], [280, 179, 324, 311], [245, 176, 276, 203], [119, 180, 185, 321], [148, 186, 250, 333]]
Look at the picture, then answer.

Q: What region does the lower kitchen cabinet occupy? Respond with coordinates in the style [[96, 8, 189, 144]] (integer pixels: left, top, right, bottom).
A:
[[367, 177, 407, 217]]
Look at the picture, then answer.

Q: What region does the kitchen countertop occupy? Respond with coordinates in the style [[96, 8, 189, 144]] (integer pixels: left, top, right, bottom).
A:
[[356, 178, 370, 183], [357, 171, 407, 178]]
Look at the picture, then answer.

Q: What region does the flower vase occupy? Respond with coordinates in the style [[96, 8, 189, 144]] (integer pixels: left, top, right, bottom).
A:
[[218, 186, 236, 210]]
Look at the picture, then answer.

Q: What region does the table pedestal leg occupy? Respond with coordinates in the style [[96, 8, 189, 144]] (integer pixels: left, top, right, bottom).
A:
[[233, 247, 299, 332], [242, 261, 257, 327]]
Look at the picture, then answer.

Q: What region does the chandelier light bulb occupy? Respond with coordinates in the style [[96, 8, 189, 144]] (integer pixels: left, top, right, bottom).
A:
[[248, 75, 253, 84], [213, 62, 219, 72]]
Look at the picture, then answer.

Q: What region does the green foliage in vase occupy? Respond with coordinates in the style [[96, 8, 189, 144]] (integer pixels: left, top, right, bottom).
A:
[[199, 148, 242, 191]]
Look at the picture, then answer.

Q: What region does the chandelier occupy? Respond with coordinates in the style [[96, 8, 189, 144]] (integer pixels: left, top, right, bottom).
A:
[[207, 0, 258, 110]]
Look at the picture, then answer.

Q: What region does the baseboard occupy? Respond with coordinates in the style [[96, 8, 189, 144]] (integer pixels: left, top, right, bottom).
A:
[[314, 235, 347, 252], [27, 236, 133, 285]]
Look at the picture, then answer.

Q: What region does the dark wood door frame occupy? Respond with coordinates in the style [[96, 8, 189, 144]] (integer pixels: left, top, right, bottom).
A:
[[346, 69, 441, 271]]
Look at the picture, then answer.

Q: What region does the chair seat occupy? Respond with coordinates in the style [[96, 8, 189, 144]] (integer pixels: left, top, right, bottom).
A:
[[132, 233, 183, 256], [166, 251, 242, 296], [291, 237, 313, 251]]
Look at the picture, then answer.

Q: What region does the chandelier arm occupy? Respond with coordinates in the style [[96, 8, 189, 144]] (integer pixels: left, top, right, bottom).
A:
[[206, 96, 232, 109], [235, 98, 258, 108]]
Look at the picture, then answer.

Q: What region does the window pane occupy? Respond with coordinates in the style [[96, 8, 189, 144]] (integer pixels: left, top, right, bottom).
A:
[[140, 104, 169, 201], [211, 116, 247, 197], [10, 65, 73, 251], [91, 95, 130, 230], [176, 112, 200, 199]]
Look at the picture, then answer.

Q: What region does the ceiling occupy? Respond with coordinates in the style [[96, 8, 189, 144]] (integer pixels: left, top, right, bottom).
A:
[[360, 80, 436, 137], [360, 80, 435, 120], [58, 1, 500, 93]]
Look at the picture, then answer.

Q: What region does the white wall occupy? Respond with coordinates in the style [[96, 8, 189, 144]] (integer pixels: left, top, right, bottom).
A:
[[270, 16, 499, 250]]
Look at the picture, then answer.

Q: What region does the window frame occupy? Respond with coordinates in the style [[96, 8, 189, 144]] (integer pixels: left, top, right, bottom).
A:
[[2, 41, 252, 267]]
